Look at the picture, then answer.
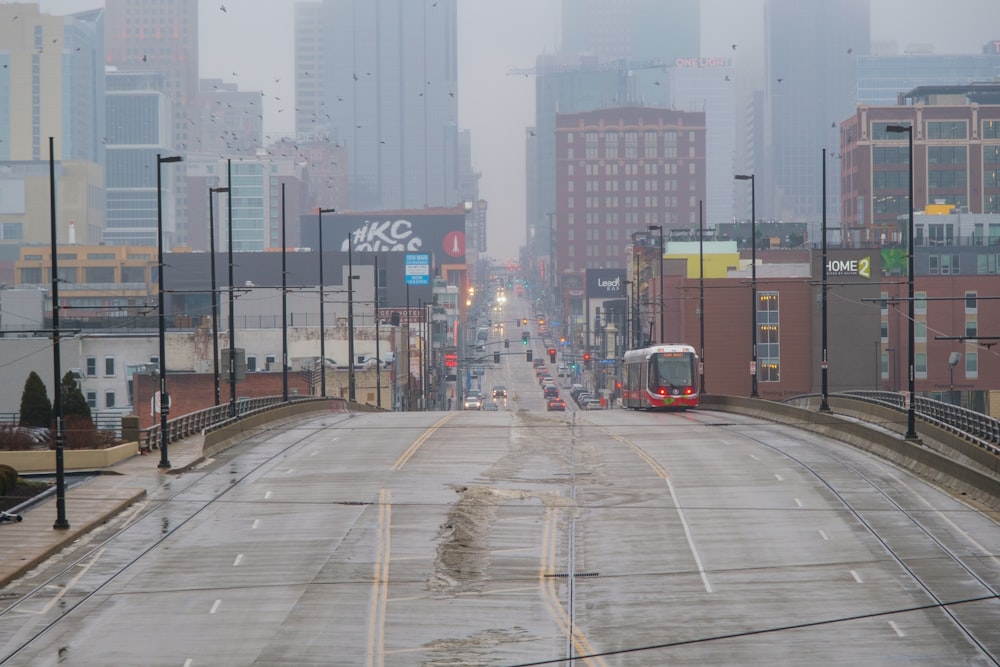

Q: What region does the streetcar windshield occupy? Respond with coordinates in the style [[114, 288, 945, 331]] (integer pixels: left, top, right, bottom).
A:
[[654, 353, 693, 387]]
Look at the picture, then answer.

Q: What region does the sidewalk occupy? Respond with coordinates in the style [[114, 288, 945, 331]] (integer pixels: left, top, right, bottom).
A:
[[0, 434, 207, 588]]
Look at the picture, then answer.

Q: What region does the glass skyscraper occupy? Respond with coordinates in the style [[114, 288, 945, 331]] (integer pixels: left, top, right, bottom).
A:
[[294, 0, 459, 212]]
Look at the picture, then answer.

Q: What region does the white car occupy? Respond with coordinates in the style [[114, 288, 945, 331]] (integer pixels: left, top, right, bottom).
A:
[[463, 395, 482, 410]]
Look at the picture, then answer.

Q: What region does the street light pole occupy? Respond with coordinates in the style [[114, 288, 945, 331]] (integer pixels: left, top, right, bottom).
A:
[[820, 150, 831, 412], [317, 208, 335, 398], [157, 153, 183, 469], [208, 186, 229, 407], [735, 174, 758, 398], [280, 183, 288, 402], [374, 254, 382, 408], [648, 224, 664, 343], [698, 200, 706, 394], [347, 233, 357, 403], [49, 137, 69, 530], [887, 124, 918, 439], [226, 159, 238, 417]]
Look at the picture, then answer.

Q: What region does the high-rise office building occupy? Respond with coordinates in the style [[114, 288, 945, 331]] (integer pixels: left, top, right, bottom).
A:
[[105, 0, 198, 245], [294, 0, 459, 212], [0, 5, 105, 248], [857, 52, 1000, 106], [764, 0, 870, 224], [104, 71, 175, 247]]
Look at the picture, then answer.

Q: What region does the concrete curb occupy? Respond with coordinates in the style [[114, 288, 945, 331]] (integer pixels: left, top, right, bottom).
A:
[[702, 395, 1000, 510]]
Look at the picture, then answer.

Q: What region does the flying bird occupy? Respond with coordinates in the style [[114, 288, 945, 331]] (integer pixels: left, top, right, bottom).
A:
[[353, 73, 358, 81], [142, 54, 147, 62], [847, 47, 853, 54], [220, 4, 227, 12], [724, 75, 730, 81], [731, 43, 737, 50], [777, 77, 783, 83], [654, 81, 660, 86]]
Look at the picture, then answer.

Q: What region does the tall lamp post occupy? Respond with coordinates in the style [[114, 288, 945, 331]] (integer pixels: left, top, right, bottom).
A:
[[208, 186, 229, 406], [226, 159, 238, 417], [819, 150, 831, 412], [698, 200, 706, 394], [156, 153, 183, 469], [734, 173, 759, 398], [280, 184, 289, 401], [49, 137, 69, 529], [317, 207, 336, 397], [647, 224, 664, 343], [347, 233, 357, 403], [886, 124, 918, 439]]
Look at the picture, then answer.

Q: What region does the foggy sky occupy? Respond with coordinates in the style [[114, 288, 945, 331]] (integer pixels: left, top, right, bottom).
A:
[[35, 0, 1000, 260]]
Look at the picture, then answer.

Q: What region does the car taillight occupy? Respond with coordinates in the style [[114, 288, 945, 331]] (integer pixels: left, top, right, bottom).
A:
[[657, 387, 667, 396], [684, 387, 693, 395]]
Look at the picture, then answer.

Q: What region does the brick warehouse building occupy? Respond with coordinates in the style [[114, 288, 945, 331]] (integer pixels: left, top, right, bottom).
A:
[[630, 246, 997, 411]]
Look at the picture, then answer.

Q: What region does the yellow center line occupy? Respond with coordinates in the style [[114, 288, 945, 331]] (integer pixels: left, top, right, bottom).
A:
[[392, 413, 454, 470], [366, 488, 392, 667], [539, 506, 607, 666]]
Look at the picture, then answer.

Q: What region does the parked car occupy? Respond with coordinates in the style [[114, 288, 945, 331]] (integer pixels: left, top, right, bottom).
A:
[[482, 401, 500, 411], [583, 398, 603, 410], [547, 398, 567, 411]]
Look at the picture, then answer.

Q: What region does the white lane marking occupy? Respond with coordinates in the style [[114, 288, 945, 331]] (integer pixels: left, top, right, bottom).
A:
[[210, 599, 222, 614], [818, 530, 829, 541], [286, 468, 295, 474], [749, 454, 760, 461], [311, 451, 319, 456], [666, 478, 713, 593], [264, 491, 272, 500], [183, 660, 193, 667], [251, 519, 260, 530], [850, 570, 863, 583], [233, 554, 243, 567], [794, 498, 803, 508], [888, 621, 905, 637], [774, 473, 784, 482]]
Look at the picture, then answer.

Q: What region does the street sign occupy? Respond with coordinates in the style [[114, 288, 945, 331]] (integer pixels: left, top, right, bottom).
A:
[[405, 253, 430, 285]]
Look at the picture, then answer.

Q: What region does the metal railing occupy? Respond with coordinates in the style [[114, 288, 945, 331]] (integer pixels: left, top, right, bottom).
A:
[[140, 395, 326, 451], [823, 391, 1000, 456], [0, 411, 127, 438]]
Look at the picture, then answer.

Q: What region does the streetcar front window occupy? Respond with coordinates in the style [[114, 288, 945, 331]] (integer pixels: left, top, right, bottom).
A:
[[652, 353, 694, 389]]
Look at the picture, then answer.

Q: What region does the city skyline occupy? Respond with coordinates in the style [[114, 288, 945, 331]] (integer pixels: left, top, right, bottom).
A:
[[29, 0, 1000, 260]]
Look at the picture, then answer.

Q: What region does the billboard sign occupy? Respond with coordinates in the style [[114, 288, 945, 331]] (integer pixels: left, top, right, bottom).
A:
[[405, 253, 431, 285], [585, 269, 627, 299]]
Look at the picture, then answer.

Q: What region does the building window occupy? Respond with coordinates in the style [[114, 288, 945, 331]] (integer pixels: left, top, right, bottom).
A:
[[247, 355, 257, 373], [965, 321, 978, 338], [965, 291, 977, 312], [926, 120, 967, 140], [757, 291, 779, 382], [644, 131, 657, 158], [104, 357, 115, 377], [915, 321, 927, 342], [966, 351, 978, 378], [916, 353, 927, 378], [927, 146, 966, 165], [105, 391, 116, 409], [86, 391, 97, 409], [585, 132, 598, 160], [880, 350, 889, 379], [915, 292, 926, 314], [605, 132, 618, 159], [624, 131, 637, 158], [982, 121, 1000, 139], [86, 357, 97, 376]]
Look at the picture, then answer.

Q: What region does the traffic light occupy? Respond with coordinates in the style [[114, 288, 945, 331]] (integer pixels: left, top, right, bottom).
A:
[[494, 351, 500, 364], [522, 318, 528, 326], [521, 331, 529, 344], [504, 339, 510, 349], [515, 318, 520, 328], [548, 348, 556, 363], [526, 350, 533, 362], [583, 352, 592, 368]]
